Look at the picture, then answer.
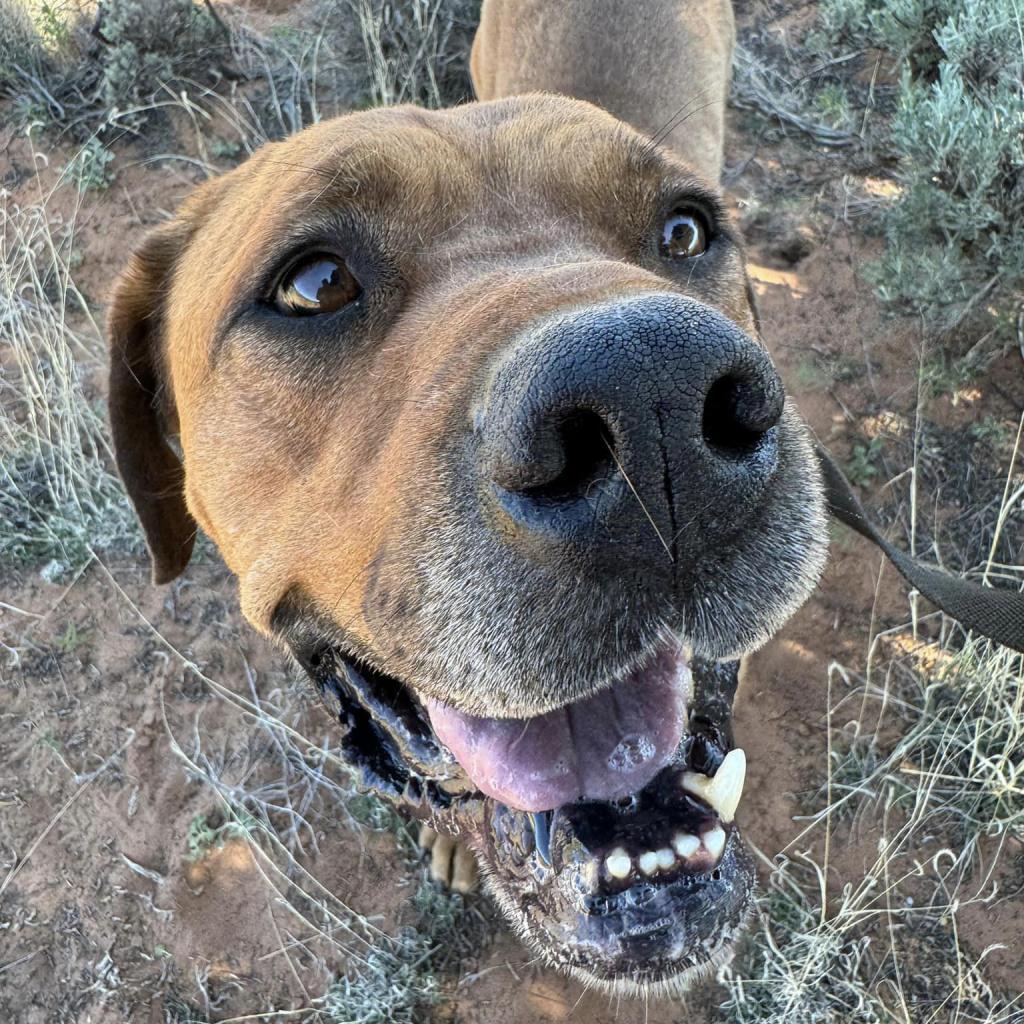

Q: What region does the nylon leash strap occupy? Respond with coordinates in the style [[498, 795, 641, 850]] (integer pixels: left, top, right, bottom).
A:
[[817, 443, 1024, 654]]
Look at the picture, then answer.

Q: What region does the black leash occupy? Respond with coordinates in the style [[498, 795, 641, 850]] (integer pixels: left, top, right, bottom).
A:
[[817, 443, 1024, 654]]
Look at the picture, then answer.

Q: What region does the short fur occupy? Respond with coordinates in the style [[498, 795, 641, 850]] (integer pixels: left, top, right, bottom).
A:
[[107, 0, 828, 994], [472, 0, 736, 181]]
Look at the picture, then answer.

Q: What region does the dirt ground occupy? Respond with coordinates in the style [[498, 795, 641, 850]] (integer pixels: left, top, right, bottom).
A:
[[2, 1, 1023, 1022]]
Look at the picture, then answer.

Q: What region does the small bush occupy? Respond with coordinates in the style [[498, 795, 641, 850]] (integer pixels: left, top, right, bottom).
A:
[[818, 0, 1024, 348], [95, 0, 225, 117]]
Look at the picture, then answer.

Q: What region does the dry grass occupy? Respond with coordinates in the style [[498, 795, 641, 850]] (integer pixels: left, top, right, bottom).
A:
[[0, 149, 139, 578], [2, 0, 478, 160], [720, 429, 1024, 1023], [722, 638, 1023, 1024]]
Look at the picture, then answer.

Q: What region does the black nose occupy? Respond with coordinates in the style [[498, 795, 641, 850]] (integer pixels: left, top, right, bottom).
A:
[[478, 294, 784, 561]]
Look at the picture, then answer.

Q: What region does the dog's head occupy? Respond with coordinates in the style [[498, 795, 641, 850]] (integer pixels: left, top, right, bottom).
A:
[[108, 95, 827, 993]]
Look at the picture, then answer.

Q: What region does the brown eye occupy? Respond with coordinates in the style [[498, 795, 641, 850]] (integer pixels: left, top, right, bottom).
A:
[[274, 254, 361, 315], [660, 209, 709, 260]]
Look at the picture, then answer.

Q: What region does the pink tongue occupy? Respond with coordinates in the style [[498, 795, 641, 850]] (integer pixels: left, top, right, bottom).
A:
[[425, 649, 689, 812]]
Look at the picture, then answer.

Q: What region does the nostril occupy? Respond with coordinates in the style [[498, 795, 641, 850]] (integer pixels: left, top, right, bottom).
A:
[[521, 410, 616, 504], [702, 373, 784, 456]]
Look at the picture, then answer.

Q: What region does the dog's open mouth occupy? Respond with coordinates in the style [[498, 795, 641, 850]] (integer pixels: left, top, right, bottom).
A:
[[423, 647, 691, 812], [294, 634, 755, 991]]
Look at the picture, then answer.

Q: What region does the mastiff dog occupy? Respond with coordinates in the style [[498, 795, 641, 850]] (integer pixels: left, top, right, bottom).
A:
[[108, 0, 1023, 997]]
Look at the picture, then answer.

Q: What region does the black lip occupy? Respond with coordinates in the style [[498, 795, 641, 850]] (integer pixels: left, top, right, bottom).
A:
[[289, 635, 754, 984], [297, 637, 740, 841], [482, 774, 756, 987]]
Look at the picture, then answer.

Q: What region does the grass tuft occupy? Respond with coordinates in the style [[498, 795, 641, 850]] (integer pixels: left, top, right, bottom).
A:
[[723, 632, 1024, 1023], [0, 175, 140, 575]]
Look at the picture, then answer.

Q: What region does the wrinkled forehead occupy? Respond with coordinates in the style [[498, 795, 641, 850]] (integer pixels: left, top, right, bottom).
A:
[[196, 96, 717, 266]]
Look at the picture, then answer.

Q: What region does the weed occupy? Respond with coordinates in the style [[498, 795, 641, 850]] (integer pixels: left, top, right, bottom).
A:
[[163, 994, 211, 1024], [60, 136, 115, 191], [208, 136, 241, 161], [815, 82, 854, 131], [185, 809, 258, 861], [969, 417, 1012, 448], [53, 620, 89, 653], [846, 437, 885, 488], [922, 352, 974, 399], [791, 356, 828, 390]]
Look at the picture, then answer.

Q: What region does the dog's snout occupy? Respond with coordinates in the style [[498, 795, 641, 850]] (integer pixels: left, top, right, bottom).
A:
[[478, 294, 784, 559]]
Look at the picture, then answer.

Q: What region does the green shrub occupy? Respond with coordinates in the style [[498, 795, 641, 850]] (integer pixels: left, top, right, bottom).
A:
[[818, 0, 1024, 347], [95, 0, 225, 119]]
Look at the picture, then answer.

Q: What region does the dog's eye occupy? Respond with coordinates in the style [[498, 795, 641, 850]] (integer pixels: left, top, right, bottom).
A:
[[660, 209, 709, 260], [274, 255, 361, 315]]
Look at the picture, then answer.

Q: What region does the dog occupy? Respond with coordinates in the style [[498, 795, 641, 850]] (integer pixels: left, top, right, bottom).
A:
[[107, 0, 830, 995]]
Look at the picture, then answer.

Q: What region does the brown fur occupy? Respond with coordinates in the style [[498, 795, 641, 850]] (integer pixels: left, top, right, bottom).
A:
[[107, 4, 823, 727], [471, 0, 735, 181], [107, 2, 830, 991]]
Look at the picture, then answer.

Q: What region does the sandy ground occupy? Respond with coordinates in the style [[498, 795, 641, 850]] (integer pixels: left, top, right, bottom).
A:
[[2, 1, 1023, 1021]]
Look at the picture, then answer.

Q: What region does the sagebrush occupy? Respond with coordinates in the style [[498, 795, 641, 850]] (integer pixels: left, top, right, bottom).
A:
[[817, 0, 1024, 353]]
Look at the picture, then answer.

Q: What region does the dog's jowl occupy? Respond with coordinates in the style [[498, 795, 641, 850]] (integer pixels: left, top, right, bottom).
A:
[[107, 0, 830, 995]]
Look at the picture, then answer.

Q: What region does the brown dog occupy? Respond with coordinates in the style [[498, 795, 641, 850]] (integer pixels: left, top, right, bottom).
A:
[[108, 0, 827, 995]]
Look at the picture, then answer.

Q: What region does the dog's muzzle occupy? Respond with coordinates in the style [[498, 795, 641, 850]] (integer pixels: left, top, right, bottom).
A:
[[277, 291, 824, 992], [291, 636, 756, 993]]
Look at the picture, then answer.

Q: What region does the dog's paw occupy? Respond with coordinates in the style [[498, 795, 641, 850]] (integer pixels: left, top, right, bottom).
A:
[[419, 824, 478, 893]]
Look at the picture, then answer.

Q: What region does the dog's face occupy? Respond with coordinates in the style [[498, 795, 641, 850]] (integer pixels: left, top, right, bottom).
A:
[[109, 95, 827, 993]]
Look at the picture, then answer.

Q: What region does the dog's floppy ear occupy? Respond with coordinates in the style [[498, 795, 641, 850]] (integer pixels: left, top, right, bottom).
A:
[[107, 179, 225, 585]]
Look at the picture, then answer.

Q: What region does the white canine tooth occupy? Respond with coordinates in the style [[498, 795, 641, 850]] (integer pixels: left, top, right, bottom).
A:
[[606, 847, 632, 879], [638, 851, 659, 876], [656, 847, 676, 871], [673, 832, 701, 859], [703, 825, 726, 861], [681, 748, 746, 823]]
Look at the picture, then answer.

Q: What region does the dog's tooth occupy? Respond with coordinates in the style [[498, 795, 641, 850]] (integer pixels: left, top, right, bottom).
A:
[[606, 847, 632, 879], [703, 825, 726, 862], [638, 850, 659, 876], [656, 847, 676, 871], [681, 748, 746, 823], [530, 811, 552, 866], [673, 832, 701, 859]]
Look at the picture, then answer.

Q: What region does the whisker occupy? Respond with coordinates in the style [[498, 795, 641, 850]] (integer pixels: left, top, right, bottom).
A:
[[604, 440, 674, 562]]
